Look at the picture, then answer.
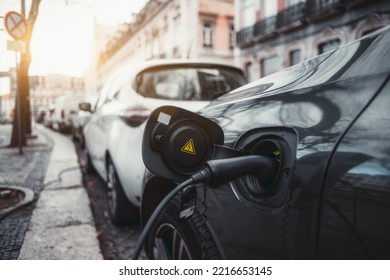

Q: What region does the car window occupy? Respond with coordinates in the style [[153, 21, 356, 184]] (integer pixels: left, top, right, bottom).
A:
[[95, 70, 131, 109], [115, 81, 132, 102], [136, 66, 246, 101]]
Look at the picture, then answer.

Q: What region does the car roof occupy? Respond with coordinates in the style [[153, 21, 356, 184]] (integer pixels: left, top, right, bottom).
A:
[[110, 58, 244, 78]]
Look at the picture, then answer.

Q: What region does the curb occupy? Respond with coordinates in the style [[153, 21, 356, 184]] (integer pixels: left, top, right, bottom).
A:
[[18, 125, 103, 260]]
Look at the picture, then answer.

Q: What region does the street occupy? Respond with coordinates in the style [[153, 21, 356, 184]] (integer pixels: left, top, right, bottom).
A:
[[1, 0, 389, 263], [0, 123, 144, 259]]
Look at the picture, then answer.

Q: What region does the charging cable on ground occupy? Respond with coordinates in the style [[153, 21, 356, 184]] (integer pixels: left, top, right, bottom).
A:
[[131, 155, 276, 260], [0, 166, 81, 222], [43, 166, 81, 188]]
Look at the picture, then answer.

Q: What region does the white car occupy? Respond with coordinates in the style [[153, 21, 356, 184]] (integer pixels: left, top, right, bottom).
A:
[[52, 95, 86, 133], [70, 94, 98, 145], [82, 59, 246, 225]]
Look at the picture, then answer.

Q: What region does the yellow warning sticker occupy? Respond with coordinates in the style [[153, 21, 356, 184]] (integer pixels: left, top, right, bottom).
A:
[[181, 139, 196, 155]]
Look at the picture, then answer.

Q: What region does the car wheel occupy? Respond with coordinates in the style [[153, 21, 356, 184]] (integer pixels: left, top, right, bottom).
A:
[[71, 126, 78, 142], [78, 128, 85, 149], [107, 158, 139, 225], [146, 196, 221, 260], [83, 146, 96, 174]]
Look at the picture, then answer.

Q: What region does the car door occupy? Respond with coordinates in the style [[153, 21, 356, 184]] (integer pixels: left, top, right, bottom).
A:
[[318, 78, 390, 259], [84, 71, 129, 177]]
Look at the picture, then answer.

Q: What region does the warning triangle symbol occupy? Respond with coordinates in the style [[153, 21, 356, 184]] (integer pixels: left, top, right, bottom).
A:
[[181, 139, 196, 155]]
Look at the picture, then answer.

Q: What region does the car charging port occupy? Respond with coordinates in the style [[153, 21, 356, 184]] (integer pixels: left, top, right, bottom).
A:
[[244, 139, 282, 196]]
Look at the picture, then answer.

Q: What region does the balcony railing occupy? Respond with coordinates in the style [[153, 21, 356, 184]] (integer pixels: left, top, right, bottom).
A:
[[236, 26, 254, 45], [254, 15, 278, 37], [307, 0, 343, 19], [236, 0, 377, 46], [237, 2, 307, 45], [279, 2, 307, 28]]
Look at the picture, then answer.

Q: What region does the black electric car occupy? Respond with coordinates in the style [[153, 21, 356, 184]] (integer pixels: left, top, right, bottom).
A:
[[140, 26, 390, 260]]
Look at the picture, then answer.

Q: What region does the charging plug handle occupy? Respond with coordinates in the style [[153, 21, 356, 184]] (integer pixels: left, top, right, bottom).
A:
[[205, 155, 277, 188]]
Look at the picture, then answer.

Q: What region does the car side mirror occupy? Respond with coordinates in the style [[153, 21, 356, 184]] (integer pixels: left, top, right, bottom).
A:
[[142, 106, 224, 182], [79, 102, 91, 112]]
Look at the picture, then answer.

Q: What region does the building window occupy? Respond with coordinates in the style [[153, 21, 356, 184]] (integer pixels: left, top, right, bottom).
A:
[[264, 0, 278, 17], [289, 49, 301, 66], [173, 12, 181, 53], [242, 0, 255, 28], [287, 0, 305, 6], [152, 36, 159, 58], [229, 22, 235, 49], [318, 0, 339, 9], [245, 62, 253, 82], [203, 20, 214, 48], [318, 39, 340, 54], [261, 55, 280, 77]]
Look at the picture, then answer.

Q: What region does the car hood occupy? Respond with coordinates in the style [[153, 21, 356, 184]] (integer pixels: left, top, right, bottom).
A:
[[201, 26, 390, 147]]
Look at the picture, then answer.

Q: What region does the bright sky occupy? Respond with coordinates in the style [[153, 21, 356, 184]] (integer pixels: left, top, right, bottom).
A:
[[0, 0, 146, 78]]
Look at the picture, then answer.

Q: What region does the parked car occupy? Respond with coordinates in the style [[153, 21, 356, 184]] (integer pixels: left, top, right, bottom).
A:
[[0, 112, 12, 124], [43, 107, 55, 128], [70, 94, 98, 146], [82, 59, 247, 225], [35, 107, 47, 124], [52, 95, 86, 133], [140, 27, 390, 259]]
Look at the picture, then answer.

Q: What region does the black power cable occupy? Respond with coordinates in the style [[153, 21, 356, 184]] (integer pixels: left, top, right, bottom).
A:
[[131, 155, 276, 260]]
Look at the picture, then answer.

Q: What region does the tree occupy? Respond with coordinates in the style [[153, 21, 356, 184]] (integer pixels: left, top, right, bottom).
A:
[[10, 0, 41, 147]]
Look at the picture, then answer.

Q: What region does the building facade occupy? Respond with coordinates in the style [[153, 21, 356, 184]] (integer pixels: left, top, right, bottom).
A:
[[30, 75, 84, 115], [93, 0, 235, 91], [0, 70, 15, 120], [235, 0, 390, 82]]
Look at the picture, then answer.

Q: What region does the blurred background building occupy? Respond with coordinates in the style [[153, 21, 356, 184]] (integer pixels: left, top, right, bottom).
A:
[[3, 0, 390, 123], [86, 0, 235, 94], [235, 0, 390, 82], [87, 0, 390, 93], [29, 75, 84, 116], [0, 69, 16, 122]]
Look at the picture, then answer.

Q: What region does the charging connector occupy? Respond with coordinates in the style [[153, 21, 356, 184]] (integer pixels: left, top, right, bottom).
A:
[[204, 155, 277, 188], [131, 154, 277, 260]]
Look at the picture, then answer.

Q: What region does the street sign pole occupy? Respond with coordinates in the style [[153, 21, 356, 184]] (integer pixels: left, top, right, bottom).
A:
[[4, 11, 28, 154], [15, 52, 23, 155]]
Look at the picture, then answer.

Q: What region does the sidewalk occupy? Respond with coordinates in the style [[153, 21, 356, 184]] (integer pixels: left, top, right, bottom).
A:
[[0, 124, 102, 259]]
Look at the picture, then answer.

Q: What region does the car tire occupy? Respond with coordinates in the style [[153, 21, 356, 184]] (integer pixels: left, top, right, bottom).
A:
[[145, 195, 221, 260], [78, 128, 85, 149], [83, 146, 96, 174], [71, 126, 78, 142], [107, 158, 139, 226]]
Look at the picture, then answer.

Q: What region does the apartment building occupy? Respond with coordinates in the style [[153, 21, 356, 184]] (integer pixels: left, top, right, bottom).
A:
[[235, 0, 390, 82], [93, 0, 236, 90], [30, 75, 84, 115]]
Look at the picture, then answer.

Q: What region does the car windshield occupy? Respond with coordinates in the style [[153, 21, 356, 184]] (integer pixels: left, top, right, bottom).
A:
[[136, 66, 246, 101]]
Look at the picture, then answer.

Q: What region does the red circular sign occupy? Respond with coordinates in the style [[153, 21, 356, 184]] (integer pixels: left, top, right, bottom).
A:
[[4, 11, 28, 40]]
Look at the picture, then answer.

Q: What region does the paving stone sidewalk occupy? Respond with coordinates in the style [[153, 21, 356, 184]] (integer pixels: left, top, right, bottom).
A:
[[0, 124, 103, 259], [0, 124, 51, 259]]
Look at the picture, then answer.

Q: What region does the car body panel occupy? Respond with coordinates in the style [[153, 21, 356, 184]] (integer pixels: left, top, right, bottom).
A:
[[194, 27, 390, 259], [319, 79, 390, 259], [141, 27, 390, 259]]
